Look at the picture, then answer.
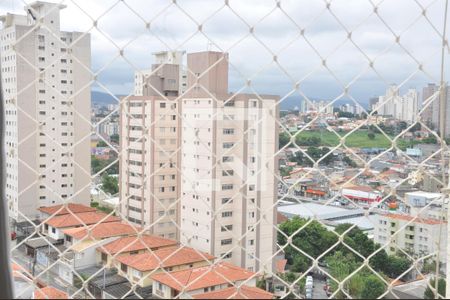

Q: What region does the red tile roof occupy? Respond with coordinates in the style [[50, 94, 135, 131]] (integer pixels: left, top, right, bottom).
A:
[[63, 222, 139, 240], [38, 203, 96, 216], [116, 246, 214, 272], [193, 286, 274, 299], [97, 234, 177, 255], [384, 213, 446, 225], [34, 286, 68, 299], [12, 263, 30, 280], [275, 259, 287, 274], [151, 262, 256, 292], [44, 211, 120, 228]]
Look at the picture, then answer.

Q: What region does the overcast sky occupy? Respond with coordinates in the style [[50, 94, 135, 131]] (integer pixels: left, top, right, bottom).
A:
[[1, 0, 449, 107]]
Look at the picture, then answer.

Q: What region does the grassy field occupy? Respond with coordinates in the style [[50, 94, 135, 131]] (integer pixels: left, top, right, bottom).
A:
[[295, 130, 413, 149]]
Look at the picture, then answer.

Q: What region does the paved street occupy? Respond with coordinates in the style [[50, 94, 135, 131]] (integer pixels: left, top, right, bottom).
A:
[[312, 277, 328, 299]]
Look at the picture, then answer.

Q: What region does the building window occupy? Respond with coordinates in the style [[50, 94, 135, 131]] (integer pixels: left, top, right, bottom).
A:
[[121, 263, 128, 273], [222, 198, 232, 204], [221, 239, 232, 245], [222, 184, 233, 190], [221, 225, 233, 232], [223, 128, 234, 135], [222, 211, 233, 218]]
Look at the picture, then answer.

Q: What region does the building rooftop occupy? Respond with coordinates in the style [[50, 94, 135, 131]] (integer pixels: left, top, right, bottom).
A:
[[192, 285, 274, 299], [63, 222, 139, 240], [405, 191, 442, 199], [278, 202, 365, 221], [33, 286, 68, 299], [97, 234, 177, 255], [44, 211, 120, 228], [383, 213, 446, 225], [151, 262, 256, 292], [116, 246, 215, 272], [38, 203, 96, 216]]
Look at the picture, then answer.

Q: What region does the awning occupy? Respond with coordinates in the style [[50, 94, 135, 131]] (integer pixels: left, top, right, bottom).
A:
[[305, 189, 326, 196]]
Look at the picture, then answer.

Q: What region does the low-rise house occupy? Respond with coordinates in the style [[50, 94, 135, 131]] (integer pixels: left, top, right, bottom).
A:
[[38, 203, 96, 220], [116, 246, 215, 288], [57, 222, 137, 284], [42, 211, 120, 241], [192, 285, 274, 299], [151, 262, 257, 299], [97, 234, 178, 267]]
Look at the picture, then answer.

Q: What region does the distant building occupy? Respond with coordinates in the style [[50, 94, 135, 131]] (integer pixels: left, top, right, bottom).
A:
[[374, 213, 447, 266], [134, 51, 187, 96], [377, 85, 419, 123], [369, 97, 379, 111], [305, 100, 333, 115], [421, 83, 450, 136]]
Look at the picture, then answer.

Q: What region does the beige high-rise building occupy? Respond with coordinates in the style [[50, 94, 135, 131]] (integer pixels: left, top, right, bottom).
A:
[[422, 83, 450, 135], [120, 61, 182, 239], [0, 2, 91, 221], [180, 51, 279, 274]]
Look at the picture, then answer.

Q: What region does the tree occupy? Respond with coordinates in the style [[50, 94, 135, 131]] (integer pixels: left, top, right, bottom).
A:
[[101, 174, 119, 195], [278, 217, 337, 267], [334, 223, 388, 272], [256, 277, 267, 290], [409, 123, 421, 132], [361, 275, 385, 299], [367, 132, 375, 140], [280, 166, 293, 177], [384, 255, 411, 279], [110, 133, 120, 143], [279, 132, 291, 149], [97, 140, 108, 147], [343, 155, 357, 167], [91, 155, 119, 175], [424, 278, 446, 299]]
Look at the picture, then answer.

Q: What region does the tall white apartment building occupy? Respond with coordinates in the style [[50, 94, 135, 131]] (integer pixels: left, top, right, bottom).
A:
[[180, 51, 278, 274], [120, 59, 182, 239], [0, 2, 91, 220], [378, 85, 419, 123], [134, 51, 187, 96]]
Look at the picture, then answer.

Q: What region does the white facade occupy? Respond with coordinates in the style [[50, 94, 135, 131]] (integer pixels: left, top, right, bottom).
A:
[[377, 85, 419, 123], [180, 96, 278, 274], [0, 2, 91, 220], [374, 213, 447, 264]]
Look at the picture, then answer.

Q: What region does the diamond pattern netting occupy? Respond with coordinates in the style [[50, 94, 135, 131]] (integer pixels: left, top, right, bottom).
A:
[[2, 0, 450, 299]]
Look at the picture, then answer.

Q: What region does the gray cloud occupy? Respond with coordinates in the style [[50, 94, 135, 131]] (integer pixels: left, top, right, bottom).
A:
[[1, 0, 448, 104]]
